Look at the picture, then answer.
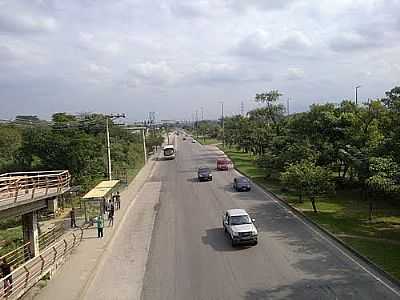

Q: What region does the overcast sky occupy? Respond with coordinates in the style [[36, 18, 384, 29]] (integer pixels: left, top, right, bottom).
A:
[[0, 0, 399, 121]]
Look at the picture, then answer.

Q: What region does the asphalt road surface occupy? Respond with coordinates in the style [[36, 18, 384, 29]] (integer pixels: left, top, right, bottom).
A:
[[141, 136, 400, 300]]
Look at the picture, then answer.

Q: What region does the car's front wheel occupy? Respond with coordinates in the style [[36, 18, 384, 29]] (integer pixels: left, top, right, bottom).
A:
[[231, 238, 237, 247]]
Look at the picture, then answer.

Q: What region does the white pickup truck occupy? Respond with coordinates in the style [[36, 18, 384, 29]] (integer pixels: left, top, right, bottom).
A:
[[222, 209, 258, 247]]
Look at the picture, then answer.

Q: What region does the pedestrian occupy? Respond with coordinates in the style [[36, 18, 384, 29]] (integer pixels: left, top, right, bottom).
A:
[[108, 204, 114, 227], [70, 207, 76, 228], [96, 215, 104, 238], [1, 258, 12, 296], [115, 191, 121, 210]]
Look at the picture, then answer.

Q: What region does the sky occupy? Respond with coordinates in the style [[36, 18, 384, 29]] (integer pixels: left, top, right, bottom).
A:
[[0, 0, 399, 122]]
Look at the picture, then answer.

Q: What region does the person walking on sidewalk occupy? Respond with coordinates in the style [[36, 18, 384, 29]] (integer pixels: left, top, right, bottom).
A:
[[70, 207, 76, 228], [115, 191, 121, 210], [108, 204, 114, 227], [1, 258, 12, 296], [96, 215, 104, 238]]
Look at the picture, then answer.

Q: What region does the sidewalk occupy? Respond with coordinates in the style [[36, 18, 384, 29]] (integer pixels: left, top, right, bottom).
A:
[[24, 157, 159, 300]]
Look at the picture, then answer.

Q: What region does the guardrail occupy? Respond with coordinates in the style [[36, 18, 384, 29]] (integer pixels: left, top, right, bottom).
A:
[[0, 228, 83, 299], [0, 171, 71, 206]]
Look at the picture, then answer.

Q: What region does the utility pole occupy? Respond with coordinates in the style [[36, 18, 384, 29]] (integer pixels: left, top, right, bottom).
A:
[[195, 110, 198, 138], [220, 102, 225, 148], [105, 113, 125, 181], [201, 107, 204, 142], [240, 101, 244, 116], [142, 128, 147, 163], [287, 98, 290, 116], [106, 118, 112, 180], [355, 85, 361, 105]]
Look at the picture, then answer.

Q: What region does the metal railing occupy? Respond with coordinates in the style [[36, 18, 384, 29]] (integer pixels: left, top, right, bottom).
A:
[[0, 229, 83, 299], [0, 171, 71, 206], [38, 224, 65, 251], [0, 243, 31, 271], [0, 224, 67, 272]]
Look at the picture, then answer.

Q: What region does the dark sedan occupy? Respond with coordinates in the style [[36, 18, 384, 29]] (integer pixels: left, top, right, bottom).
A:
[[233, 177, 251, 191], [197, 167, 212, 181]]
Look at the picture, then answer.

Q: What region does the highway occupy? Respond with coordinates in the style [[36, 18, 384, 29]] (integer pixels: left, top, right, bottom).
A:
[[141, 135, 400, 300]]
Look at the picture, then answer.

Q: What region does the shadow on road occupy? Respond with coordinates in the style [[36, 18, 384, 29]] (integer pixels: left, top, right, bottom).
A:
[[201, 228, 252, 252], [244, 278, 361, 300], [187, 177, 198, 183]]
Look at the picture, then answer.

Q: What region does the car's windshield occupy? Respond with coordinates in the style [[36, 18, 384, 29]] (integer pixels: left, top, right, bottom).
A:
[[230, 215, 251, 225], [199, 168, 209, 173], [238, 178, 249, 183]]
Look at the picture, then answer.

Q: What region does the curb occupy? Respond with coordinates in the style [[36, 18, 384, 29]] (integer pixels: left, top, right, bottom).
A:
[[218, 146, 400, 290]]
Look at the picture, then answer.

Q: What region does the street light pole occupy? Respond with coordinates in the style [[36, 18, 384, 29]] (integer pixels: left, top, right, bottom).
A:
[[195, 110, 199, 139], [355, 85, 361, 105], [201, 107, 205, 142], [106, 118, 112, 180], [220, 102, 225, 148], [105, 113, 125, 180], [142, 128, 147, 163]]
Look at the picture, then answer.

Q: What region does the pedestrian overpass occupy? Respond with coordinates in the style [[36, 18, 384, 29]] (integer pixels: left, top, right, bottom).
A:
[[0, 171, 70, 259], [0, 170, 74, 299]]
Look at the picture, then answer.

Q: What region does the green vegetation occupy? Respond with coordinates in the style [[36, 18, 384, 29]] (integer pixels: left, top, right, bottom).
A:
[[0, 113, 163, 255], [0, 113, 162, 189], [0, 217, 23, 256], [217, 86, 400, 280], [198, 137, 221, 145], [221, 146, 400, 280]]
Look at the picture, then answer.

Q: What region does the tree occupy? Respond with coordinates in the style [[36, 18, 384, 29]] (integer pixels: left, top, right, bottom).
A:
[[281, 160, 335, 212], [366, 157, 400, 220], [0, 125, 22, 172], [52, 113, 77, 124], [253, 90, 285, 132]]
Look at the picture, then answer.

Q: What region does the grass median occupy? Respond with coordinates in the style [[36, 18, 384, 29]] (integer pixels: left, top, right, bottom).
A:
[[220, 145, 400, 281]]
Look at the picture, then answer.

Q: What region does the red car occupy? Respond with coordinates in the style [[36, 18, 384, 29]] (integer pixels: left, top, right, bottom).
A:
[[217, 158, 230, 171]]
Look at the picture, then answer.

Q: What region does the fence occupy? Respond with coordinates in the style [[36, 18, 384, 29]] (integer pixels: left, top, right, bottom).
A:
[[0, 224, 66, 272], [0, 229, 83, 300], [39, 224, 65, 251], [0, 171, 71, 206]]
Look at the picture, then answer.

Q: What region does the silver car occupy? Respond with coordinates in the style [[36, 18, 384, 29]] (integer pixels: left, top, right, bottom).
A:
[[222, 209, 258, 246]]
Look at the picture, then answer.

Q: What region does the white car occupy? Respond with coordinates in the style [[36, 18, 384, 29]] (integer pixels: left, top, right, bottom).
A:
[[222, 209, 258, 246]]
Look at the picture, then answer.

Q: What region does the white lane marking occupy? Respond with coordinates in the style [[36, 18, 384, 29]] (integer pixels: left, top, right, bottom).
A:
[[211, 146, 400, 296]]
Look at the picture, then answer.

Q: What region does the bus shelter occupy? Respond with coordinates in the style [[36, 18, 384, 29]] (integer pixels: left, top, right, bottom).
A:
[[82, 180, 119, 223]]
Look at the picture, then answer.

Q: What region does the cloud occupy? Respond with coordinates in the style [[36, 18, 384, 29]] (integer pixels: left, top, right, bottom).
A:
[[286, 67, 305, 80], [225, 0, 296, 12], [0, 41, 46, 66], [83, 63, 111, 84], [189, 62, 272, 84], [1, 0, 400, 121], [77, 32, 123, 56], [126, 61, 178, 88], [0, 10, 57, 34], [233, 29, 314, 59], [167, 1, 211, 18], [330, 31, 380, 52], [0, 45, 16, 62]]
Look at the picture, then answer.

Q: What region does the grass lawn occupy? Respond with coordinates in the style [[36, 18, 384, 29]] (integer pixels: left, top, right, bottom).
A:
[[0, 226, 23, 256], [220, 145, 400, 280], [198, 137, 221, 145], [127, 163, 144, 183]]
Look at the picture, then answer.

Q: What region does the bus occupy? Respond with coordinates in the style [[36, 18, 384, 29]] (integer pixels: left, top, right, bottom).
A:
[[163, 144, 175, 160]]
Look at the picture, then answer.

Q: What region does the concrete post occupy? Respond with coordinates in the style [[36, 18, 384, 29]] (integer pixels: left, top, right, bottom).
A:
[[22, 211, 40, 258], [47, 196, 58, 214]]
